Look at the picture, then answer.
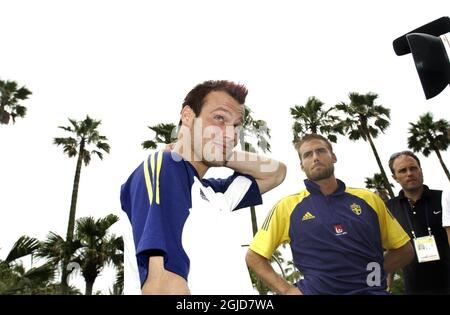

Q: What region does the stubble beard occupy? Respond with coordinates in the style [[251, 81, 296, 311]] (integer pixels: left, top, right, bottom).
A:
[[307, 164, 335, 181]]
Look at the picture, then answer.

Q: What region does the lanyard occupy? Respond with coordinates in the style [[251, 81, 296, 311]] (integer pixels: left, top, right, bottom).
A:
[[402, 199, 432, 239]]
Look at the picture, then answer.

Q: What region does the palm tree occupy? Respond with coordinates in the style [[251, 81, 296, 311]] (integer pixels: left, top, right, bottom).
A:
[[290, 96, 344, 143], [36, 232, 82, 294], [111, 263, 124, 295], [0, 79, 32, 125], [239, 106, 292, 295], [0, 236, 56, 294], [53, 115, 110, 291], [54, 116, 110, 242], [408, 112, 450, 182], [240, 105, 271, 236], [142, 123, 177, 150], [335, 92, 395, 198], [365, 173, 394, 202], [3, 263, 58, 295], [74, 214, 123, 295], [4, 236, 40, 264]]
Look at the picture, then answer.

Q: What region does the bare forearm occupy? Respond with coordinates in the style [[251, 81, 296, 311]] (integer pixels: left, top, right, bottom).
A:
[[142, 273, 190, 295], [384, 243, 414, 273], [226, 151, 286, 193], [386, 272, 394, 292], [142, 256, 190, 295], [246, 250, 299, 295]]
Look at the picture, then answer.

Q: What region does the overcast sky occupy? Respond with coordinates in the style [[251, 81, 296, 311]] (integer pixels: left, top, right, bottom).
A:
[[1, 0, 449, 294]]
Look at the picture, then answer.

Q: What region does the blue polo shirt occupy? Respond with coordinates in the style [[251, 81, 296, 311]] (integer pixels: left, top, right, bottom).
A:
[[250, 179, 410, 294]]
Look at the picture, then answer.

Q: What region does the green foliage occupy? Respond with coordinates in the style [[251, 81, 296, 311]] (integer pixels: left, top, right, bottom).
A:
[[290, 96, 344, 143], [35, 214, 123, 295], [336, 92, 394, 199], [142, 123, 177, 149], [390, 270, 405, 295], [54, 115, 111, 166], [335, 92, 391, 141], [241, 105, 271, 153], [408, 112, 450, 182], [408, 112, 450, 156], [365, 173, 394, 202], [0, 79, 32, 125]]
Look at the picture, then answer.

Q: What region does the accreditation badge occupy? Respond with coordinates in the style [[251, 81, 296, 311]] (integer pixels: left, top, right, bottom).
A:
[[413, 235, 440, 263]]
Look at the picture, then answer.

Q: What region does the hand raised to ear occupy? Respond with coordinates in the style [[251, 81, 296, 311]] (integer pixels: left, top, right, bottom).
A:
[[164, 142, 175, 151]]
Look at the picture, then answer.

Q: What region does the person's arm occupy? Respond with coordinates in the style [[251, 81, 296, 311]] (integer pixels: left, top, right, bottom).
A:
[[386, 272, 395, 293], [141, 256, 190, 295], [226, 151, 286, 194], [446, 228, 450, 247], [383, 242, 414, 274], [245, 249, 302, 295]]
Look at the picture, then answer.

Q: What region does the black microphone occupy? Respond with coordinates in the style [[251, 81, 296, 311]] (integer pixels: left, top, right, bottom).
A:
[[393, 16, 450, 56]]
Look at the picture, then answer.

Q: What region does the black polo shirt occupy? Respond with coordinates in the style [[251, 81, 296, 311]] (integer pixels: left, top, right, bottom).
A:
[[387, 186, 450, 294]]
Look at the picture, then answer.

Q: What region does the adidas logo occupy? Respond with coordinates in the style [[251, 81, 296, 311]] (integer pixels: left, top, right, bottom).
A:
[[302, 211, 315, 221]]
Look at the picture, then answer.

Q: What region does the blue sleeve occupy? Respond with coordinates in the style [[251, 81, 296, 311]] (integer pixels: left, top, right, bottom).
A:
[[121, 151, 192, 286], [205, 171, 263, 210]]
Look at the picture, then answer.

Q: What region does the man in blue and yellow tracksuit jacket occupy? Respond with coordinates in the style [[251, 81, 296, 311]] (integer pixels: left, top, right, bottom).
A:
[[246, 134, 413, 295]]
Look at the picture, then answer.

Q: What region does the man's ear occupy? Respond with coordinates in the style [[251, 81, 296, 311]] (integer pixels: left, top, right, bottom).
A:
[[180, 106, 194, 127], [332, 153, 337, 164]]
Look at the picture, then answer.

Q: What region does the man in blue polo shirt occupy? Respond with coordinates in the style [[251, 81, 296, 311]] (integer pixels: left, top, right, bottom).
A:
[[120, 80, 286, 294], [246, 133, 413, 294]]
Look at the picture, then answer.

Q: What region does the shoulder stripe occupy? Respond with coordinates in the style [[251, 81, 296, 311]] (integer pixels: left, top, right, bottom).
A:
[[262, 204, 277, 231], [261, 190, 309, 231], [155, 151, 163, 204], [143, 155, 153, 205], [150, 152, 156, 183]]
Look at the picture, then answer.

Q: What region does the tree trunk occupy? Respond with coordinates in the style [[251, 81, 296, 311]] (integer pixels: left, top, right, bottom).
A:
[[66, 140, 85, 243], [85, 281, 94, 295], [434, 148, 450, 182], [61, 140, 85, 293], [365, 132, 395, 199], [60, 259, 69, 294], [0, 105, 10, 124], [250, 206, 258, 236]]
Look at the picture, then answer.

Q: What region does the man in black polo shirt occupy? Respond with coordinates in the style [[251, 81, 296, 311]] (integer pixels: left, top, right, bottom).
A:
[[387, 150, 450, 294]]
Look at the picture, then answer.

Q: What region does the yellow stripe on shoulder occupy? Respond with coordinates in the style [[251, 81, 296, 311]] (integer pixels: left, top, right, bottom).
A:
[[261, 190, 310, 231], [150, 152, 156, 182], [155, 151, 164, 204], [143, 151, 166, 206], [143, 155, 154, 205]]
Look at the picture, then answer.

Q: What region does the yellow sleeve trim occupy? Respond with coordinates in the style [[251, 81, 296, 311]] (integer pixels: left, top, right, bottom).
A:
[[143, 155, 153, 205], [249, 242, 273, 259], [155, 151, 163, 204], [346, 188, 410, 250], [250, 191, 309, 258], [143, 151, 165, 206]]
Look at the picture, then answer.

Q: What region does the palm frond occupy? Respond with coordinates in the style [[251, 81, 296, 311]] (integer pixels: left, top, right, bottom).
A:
[[5, 236, 40, 263]]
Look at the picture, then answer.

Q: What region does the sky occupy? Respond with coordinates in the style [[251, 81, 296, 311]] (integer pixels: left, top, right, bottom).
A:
[[1, 0, 449, 294]]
